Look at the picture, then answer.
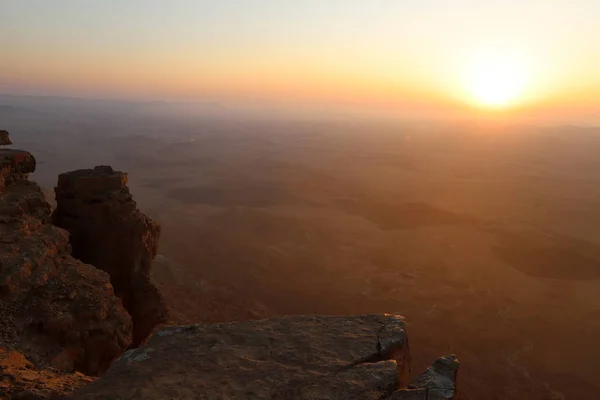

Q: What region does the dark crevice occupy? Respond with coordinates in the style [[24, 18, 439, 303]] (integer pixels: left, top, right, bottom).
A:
[[347, 322, 388, 368]]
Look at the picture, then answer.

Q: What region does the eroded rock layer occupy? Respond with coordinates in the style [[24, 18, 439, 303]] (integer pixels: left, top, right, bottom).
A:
[[52, 166, 168, 346]]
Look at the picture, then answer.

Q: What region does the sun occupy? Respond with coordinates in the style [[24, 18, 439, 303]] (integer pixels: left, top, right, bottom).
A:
[[463, 49, 530, 109]]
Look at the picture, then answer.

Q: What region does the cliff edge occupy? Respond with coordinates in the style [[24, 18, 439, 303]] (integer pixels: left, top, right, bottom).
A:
[[0, 129, 459, 399]]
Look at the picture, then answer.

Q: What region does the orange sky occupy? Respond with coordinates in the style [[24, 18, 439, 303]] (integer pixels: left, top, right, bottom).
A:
[[2, 1, 600, 122]]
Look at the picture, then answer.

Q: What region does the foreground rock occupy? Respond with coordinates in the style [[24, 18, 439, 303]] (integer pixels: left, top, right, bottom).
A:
[[0, 130, 11, 145], [0, 151, 132, 376], [74, 314, 458, 400], [0, 348, 93, 399], [53, 166, 168, 347]]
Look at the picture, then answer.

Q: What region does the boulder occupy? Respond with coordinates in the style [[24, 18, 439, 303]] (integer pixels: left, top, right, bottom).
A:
[[52, 166, 168, 346]]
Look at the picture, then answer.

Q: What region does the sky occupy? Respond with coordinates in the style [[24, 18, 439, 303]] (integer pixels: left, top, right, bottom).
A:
[[1, 0, 599, 119]]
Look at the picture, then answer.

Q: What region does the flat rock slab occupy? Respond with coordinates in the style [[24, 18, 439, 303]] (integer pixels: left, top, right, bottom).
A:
[[56, 165, 128, 199], [74, 314, 411, 400]]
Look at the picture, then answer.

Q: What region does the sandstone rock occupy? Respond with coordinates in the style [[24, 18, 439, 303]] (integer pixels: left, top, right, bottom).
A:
[[1, 156, 133, 377], [0, 130, 12, 145], [73, 314, 412, 400], [53, 166, 168, 347], [0, 348, 94, 399], [408, 355, 459, 400]]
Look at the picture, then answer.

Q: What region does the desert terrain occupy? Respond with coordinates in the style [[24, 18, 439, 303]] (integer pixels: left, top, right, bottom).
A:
[[2, 95, 600, 399]]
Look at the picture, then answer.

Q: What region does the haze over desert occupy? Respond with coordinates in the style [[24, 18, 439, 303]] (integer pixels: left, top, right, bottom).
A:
[[2, 94, 600, 399]]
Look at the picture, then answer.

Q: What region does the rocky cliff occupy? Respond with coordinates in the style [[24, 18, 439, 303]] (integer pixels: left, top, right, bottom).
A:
[[52, 166, 168, 347], [0, 129, 459, 399], [0, 132, 133, 398]]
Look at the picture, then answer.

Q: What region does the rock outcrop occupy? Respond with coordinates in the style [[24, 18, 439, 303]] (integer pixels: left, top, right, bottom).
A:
[[0, 132, 133, 398], [73, 314, 458, 400], [0, 130, 11, 145], [52, 166, 168, 347]]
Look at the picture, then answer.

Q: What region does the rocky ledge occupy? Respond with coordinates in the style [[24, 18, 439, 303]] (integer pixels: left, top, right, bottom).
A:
[[73, 314, 458, 400]]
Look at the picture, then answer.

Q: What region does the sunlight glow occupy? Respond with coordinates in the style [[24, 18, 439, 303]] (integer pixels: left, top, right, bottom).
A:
[[464, 49, 531, 109]]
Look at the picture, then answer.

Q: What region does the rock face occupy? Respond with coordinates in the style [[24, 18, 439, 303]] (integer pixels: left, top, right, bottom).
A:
[[0, 130, 11, 145], [73, 314, 458, 400], [0, 140, 133, 399], [52, 166, 168, 347]]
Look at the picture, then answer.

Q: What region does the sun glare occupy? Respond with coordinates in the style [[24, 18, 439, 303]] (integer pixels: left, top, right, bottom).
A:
[[464, 49, 531, 109]]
